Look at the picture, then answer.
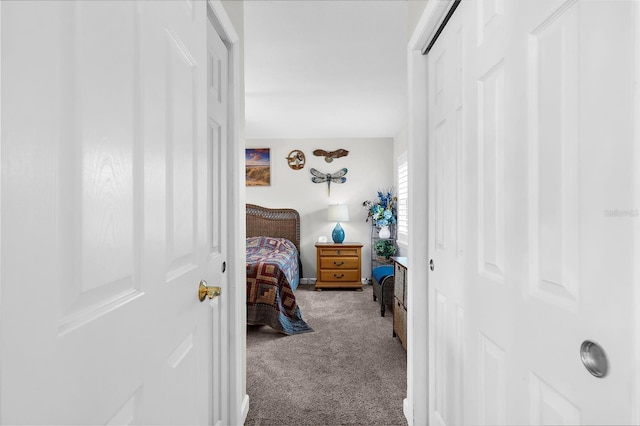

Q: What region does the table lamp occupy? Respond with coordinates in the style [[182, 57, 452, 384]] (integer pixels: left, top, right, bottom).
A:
[[327, 204, 349, 243]]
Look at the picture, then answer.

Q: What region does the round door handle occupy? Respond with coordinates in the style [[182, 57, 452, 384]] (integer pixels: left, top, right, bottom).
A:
[[580, 340, 608, 378], [198, 280, 221, 302], [430, 259, 435, 271]]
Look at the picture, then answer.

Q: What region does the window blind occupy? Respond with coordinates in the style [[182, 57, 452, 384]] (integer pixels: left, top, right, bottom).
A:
[[397, 153, 408, 244]]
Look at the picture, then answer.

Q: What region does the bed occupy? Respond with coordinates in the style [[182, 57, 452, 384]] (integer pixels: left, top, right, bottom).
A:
[[245, 204, 313, 335]]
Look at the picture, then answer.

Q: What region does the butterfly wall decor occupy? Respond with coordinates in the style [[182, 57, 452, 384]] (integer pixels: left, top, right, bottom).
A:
[[310, 168, 348, 196]]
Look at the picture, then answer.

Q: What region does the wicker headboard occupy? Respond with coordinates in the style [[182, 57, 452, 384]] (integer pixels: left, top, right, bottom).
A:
[[246, 204, 301, 254]]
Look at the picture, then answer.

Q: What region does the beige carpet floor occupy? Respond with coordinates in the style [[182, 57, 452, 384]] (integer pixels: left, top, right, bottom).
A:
[[245, 284, 408, 426]]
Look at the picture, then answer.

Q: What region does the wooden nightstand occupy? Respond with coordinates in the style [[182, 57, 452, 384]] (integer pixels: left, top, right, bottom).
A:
[[315, 242, 363, 290]]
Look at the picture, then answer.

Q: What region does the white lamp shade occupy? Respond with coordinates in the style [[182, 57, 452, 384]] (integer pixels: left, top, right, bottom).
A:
[[327, 204, 349, 222]]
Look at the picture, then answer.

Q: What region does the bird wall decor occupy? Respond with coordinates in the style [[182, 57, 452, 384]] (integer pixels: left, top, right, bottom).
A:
[[313, 149, 349, 163], [310, 168, 348, 196]]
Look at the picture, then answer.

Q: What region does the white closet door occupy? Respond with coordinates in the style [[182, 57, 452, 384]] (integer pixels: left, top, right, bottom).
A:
[[428, 1, 639, 424]]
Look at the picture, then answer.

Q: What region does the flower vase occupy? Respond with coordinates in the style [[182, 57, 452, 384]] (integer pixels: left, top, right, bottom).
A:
[[378, 225, 391, 239]]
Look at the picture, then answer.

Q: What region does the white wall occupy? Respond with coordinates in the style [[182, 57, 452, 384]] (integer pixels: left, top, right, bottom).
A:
[[408, 1, 429, 39], [246, 138, 394, 281], [222, 0, 245, 141]]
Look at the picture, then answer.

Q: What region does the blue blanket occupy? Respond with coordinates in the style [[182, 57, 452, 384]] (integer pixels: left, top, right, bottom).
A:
[[246, 236, 313, 335]]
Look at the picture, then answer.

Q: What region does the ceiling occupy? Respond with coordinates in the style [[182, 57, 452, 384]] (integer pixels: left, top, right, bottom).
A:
[[244, 0, 410, 140]]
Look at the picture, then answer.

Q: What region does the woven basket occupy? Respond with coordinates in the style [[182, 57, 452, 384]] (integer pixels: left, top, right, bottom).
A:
[[376, 255, 393, 264]]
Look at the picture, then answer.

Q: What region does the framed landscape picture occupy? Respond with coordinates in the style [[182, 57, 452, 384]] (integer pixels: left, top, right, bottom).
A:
[[245, 148, 271, 186]]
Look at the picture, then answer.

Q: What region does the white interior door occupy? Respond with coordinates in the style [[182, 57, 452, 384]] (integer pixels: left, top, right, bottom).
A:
[[0, 1, 231, 424], [427, 1, 639, 424], [427, 12, 466, 426], [206, 15, 230, 426]]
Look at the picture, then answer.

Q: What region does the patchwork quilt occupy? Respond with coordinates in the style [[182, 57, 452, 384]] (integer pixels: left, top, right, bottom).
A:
[[246, 236, 313, 335]]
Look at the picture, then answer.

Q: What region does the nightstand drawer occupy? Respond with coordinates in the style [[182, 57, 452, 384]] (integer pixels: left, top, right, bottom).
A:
[[318, 269, 360, 282], [319, 257, 359, 269], [317, 247, 359, 257]]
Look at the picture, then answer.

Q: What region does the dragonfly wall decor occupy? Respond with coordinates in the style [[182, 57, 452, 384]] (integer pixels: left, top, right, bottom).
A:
[[310, 168, 348, 196]]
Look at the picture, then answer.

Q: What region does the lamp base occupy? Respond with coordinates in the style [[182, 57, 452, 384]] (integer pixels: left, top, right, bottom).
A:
[[332, 222, 345, 243]]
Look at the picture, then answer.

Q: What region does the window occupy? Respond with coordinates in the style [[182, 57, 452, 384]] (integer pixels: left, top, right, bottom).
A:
[[397, 152, 408, 245]]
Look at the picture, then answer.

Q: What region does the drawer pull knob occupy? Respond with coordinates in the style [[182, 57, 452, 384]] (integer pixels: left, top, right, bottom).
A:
[[333, 273, 344, 279], [333, 261, 344, 266], [337, 250, 342, 255]]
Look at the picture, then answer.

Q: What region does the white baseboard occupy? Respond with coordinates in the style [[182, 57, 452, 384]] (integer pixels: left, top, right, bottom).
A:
[[403, 398, 412, 426], [240, 394, 250, 425]]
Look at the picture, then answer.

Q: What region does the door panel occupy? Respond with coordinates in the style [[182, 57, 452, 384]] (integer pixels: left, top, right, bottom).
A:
[[528, 1, 580, 310], [166, 25, 198, 278], [57, 0, 143, 335], [428, 1, 638, 424], [477, 60, 505, 283]]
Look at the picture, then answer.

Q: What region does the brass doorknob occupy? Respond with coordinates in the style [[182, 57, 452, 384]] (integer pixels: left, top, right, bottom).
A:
[[198, 280, 221, 302]]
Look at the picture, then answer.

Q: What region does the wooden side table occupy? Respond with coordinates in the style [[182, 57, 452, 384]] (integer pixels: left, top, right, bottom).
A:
[[315, 242, 363, 290]]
